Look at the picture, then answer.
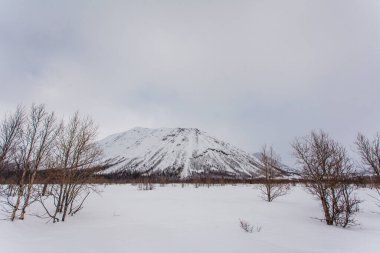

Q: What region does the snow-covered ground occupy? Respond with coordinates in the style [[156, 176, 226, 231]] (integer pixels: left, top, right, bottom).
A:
[[1, 185, 380, 253]]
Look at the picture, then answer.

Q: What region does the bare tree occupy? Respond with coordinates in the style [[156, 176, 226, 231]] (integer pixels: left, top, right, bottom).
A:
[[0, 106, 104, 222], [257, 145, 289, 202], [356, 133, 380, 176], [356, 133, 380, 202], [39, 112, 103, 222], [0, 107, 24, 218], [6, 104, 58, 221], [0, 106, 24, 171], [292, 130, 360, 227], [19, 105, 58, 220]]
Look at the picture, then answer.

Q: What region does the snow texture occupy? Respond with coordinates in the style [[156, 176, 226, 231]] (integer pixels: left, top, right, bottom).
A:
[[1, 185, 379, 253]]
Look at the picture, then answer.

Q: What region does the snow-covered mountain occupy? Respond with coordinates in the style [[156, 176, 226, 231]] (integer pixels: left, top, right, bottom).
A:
[[252, 152, 300, 177], [98, 127, 290, 178]]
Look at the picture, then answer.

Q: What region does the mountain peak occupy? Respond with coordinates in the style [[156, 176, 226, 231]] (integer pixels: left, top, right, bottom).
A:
[[98, 127, 289, 178]]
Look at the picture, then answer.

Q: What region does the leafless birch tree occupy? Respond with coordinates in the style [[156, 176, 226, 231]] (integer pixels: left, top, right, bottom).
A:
[[0, 107, 24, 217], [1, 105, 104, 222], [257, 145, 289, 202], [292, 130, 360, 227], [39, 112, 102, 222], [356, 133, 380, 203], [0, 106, 24, 171], [6, 104, 58, 221]]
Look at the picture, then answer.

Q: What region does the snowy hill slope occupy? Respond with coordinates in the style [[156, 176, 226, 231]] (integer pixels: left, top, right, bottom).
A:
[[98, 127, 291, 178], [252, 152, 300, 176]]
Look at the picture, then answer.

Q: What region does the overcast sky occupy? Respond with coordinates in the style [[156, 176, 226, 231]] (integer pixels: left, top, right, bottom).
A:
[[1, 0, 380, 164]]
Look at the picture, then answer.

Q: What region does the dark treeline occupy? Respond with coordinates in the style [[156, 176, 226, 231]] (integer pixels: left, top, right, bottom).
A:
[[1, 167, 378, 186]]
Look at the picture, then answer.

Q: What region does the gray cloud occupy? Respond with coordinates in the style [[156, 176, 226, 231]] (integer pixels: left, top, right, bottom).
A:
[[1, 0, 380, 164]]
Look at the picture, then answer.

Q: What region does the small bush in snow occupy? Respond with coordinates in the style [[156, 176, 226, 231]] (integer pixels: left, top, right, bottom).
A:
[[239, 219, 262, 233]]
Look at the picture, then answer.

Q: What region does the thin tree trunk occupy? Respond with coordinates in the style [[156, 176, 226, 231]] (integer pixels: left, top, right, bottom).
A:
[[11, 169, 27, 221], [61, 185, 71, 222], [19, 170, 38, 220], [321, 196, 333, 225], [42, 183, 48, 196]]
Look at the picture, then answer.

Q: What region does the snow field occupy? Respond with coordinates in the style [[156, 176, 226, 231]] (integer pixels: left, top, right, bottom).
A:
[[1, 185, 379, 253]]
